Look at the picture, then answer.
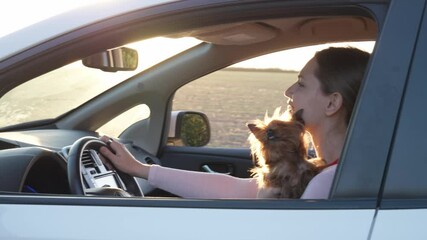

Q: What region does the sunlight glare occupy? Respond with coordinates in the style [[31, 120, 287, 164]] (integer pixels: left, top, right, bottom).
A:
[[127, 37, 202, 70], [232, 41, 375, 71], [0, 0, 111, 37]]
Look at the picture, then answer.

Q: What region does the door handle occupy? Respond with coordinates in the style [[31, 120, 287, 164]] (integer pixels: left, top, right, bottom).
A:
[[201, 164, 232, 175]]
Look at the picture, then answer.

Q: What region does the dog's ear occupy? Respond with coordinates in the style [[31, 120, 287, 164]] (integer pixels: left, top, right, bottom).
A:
[[247, 123, 259, 133], [292, 109, 305, 126]]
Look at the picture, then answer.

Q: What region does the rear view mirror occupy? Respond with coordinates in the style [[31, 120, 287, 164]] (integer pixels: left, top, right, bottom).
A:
[[168, 111, 210, 147], [82, 47, 138, 72]]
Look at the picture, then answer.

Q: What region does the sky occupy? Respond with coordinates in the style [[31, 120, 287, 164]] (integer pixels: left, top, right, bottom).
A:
[[232, 41, 374, 71], [0, 0, 115, 38], [0, 0, 375, 71]]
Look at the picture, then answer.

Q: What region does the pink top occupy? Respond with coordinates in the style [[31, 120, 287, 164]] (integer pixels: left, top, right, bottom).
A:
[[148, 164, 337, 199]]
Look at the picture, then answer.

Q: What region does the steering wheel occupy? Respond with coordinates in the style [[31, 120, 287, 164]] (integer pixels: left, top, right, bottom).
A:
[[67, 136, 143, 197]]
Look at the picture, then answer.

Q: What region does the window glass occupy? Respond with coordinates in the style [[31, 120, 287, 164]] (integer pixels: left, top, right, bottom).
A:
[[0, 37, 200, 129], [172, 42, 374, 148], [97, 104, 150, 138], [173, 69, 295, 148]]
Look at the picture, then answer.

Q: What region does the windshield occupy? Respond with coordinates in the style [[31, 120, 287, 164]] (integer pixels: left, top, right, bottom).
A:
[[0, 37, 201, 128]]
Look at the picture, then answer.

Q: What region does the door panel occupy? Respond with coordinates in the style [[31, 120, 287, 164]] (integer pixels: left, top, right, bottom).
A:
[[160, 146, 253, 178], [0, 203, 375, 240], [370, 209, 427, 240]]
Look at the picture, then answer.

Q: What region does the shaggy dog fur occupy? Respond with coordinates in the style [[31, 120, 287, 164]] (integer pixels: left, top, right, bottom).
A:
[[247, 109, 323, 198]]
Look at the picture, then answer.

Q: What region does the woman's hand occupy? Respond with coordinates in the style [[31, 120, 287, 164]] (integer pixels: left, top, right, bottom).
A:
[[99, 135, 150, 179]]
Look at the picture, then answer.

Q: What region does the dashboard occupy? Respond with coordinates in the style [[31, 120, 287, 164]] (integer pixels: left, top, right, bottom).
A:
[[0, 129, 158, 196]]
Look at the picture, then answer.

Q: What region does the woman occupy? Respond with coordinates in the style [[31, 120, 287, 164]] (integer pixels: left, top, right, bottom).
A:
[[99, 47, 371, 199]]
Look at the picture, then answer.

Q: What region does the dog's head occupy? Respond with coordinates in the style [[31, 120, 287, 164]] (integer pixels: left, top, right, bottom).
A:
[[247, 110, 306, 164], [247, 109, 305, 142]]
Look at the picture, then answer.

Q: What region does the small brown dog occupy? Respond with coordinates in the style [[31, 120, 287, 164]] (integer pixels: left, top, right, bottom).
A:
[[247, 109, 322, 198]]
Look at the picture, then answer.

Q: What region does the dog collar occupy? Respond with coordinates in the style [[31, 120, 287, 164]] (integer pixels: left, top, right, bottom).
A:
[[324, 159, 339, 168]]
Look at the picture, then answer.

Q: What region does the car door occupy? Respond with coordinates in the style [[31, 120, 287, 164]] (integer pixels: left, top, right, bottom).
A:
[[159, 0, 423, 200], [370, 2, 427, 239]]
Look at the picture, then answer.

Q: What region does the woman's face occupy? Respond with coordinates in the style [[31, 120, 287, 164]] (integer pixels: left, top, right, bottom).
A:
[[284, 58, 330, 130]]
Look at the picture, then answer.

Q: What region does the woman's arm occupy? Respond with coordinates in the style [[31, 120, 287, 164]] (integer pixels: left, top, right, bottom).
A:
[[148, 165, 258, 199], [99, 136, 258, 199]]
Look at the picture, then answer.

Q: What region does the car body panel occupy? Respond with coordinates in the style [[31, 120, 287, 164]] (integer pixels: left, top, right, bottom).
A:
[[370, 209, 427, 240], [0, 203, 375, 240]]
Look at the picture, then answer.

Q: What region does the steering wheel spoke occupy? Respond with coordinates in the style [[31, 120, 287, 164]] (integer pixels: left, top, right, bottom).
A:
[[67, 136, 143, 197]]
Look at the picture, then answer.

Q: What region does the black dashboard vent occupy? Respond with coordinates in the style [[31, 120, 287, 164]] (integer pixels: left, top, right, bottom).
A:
[[81, 150, 96, 168]]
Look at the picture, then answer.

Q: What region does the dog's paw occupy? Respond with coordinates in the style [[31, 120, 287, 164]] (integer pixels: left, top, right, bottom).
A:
[[257, 186, 281, 199]]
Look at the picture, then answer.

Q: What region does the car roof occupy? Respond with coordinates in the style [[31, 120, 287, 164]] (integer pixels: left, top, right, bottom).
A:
[[0, 0, 174, 61], [0, 0, 389, 62]]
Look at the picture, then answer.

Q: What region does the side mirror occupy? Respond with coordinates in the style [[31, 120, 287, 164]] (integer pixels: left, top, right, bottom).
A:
[[82, 47, 138, 72], [168, 111, 210, 147]]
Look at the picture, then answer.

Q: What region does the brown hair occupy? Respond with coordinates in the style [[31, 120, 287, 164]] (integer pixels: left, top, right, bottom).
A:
[[314, 47, 370, 124]]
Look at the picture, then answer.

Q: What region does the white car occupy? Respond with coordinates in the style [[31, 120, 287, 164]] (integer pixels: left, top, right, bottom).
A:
[[0, 0, 426, 239]]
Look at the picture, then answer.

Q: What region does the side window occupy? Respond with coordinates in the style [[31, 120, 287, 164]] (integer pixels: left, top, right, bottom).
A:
[[97, 104, 150, 137], [173, 68, 296, 148], [172, 43, 375, 148]]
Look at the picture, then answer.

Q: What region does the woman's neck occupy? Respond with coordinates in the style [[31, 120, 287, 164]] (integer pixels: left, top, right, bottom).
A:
[[309, 120, 347, 164]]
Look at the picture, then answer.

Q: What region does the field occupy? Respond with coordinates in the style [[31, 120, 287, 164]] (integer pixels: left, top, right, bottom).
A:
[[173, 69, 298, 148], [0, 67, 298, 148]]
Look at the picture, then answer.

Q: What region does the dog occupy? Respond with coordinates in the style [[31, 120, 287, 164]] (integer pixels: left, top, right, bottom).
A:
[[247, 109, 323, 198]]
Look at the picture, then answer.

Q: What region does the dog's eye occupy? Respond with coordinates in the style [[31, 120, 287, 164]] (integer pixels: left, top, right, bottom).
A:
[[267, 129, 275, 140]]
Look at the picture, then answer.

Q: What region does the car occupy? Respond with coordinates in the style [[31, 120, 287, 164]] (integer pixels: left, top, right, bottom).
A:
[[0, 0, 426, 239]]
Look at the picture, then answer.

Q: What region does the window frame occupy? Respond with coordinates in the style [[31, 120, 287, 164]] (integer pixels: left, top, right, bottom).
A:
[[379, 1, 427, 206], [330, 0, 425, 199]]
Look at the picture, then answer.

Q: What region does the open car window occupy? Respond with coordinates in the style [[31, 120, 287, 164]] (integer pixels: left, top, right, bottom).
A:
[[172, 41, 375, 148]]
